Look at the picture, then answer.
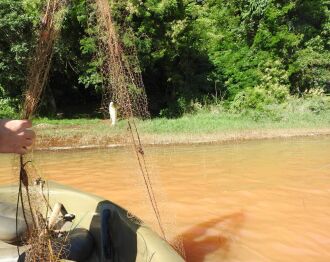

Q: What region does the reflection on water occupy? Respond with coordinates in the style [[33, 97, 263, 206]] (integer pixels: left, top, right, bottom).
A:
[[0, 136, 330, 261]]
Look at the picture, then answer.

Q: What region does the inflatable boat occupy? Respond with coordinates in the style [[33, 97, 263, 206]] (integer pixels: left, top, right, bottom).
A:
[[0, 182, 184, 261]]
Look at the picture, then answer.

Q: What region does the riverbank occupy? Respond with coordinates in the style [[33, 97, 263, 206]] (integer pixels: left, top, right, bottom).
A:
[[33, 109, 330, 150]]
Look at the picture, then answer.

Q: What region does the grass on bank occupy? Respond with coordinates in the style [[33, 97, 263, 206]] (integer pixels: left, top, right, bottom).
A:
[[33, 97, 330, 148]]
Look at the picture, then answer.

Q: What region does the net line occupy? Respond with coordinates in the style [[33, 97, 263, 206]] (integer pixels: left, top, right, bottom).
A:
[[93, 0, 167, 240], [17, 0, 69, 261]]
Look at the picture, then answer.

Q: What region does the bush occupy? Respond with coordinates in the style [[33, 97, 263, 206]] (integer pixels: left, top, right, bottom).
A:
[[301, 88, 330, 114], [0, 85, 19, 118], [0, 98, 19, 118], [230, 61, 290, 114]]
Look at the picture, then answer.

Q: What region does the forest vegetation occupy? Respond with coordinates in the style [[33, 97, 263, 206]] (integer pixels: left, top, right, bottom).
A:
[[0, 0, 329, 124]]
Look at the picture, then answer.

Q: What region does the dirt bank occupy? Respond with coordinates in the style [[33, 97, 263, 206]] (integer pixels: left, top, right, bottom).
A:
[[34, 126, 330, 150]]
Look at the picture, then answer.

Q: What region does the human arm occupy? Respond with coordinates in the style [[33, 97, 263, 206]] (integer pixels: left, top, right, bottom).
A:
[[0, 120, 35, 154]]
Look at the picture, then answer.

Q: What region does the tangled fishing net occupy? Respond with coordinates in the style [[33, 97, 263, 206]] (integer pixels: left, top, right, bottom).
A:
[[16, 0, 185, 260], [92, 0, 149, 119], [92, 0, 185, 256], [17, 0, 69, 261]]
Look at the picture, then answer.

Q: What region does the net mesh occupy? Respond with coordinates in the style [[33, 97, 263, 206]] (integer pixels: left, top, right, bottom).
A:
[[18, 0, 69, 261], [92, 0, 185, 256], [94, 0, 165, 233], [94, 0, 149, 119], [17, 0, 184, 259], [23, 0, 68, 119]]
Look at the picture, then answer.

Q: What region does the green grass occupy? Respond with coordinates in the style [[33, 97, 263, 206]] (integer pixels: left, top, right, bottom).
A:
[[30, 106, 330, 148], [32, 97, 330, 148], [137, 108, 330, 134], [34, 107, 330, 135]]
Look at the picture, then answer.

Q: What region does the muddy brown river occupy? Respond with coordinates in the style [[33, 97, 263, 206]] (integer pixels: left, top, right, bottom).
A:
[[0, 136, 330, 261]]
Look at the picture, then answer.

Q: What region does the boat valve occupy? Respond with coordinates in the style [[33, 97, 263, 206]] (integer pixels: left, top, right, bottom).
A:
[[64, 213, 76, 222]]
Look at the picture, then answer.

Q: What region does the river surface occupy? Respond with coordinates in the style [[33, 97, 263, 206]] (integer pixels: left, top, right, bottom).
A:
[[0, 136, 330, 262]]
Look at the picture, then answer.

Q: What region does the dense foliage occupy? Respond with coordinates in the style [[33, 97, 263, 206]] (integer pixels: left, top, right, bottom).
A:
[[0, 0, 329, 118]]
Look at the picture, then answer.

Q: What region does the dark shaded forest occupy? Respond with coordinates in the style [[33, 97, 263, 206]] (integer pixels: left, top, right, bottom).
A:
[[0, 0, 329, 118]]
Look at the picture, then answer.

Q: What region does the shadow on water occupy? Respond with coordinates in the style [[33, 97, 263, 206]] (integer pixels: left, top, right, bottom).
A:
[[176, 212, 245, 262]]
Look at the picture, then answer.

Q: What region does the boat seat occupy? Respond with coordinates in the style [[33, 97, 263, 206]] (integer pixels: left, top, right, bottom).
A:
[[66, 228, 94, 261], [0, 202, 32, 245]]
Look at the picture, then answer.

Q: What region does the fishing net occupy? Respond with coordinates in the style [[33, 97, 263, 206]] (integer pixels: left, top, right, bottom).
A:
[[93, 1, 149, 119], [92, 0, 185, 256], [16, 0, 185, 260], [17, 0, 69, 261], [22, 0, 68, 120]]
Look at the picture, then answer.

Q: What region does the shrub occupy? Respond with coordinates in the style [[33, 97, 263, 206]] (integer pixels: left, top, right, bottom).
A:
[[0, 85, 19, 118], [230, 61, 290, 114], [0, 98, 19, 118]]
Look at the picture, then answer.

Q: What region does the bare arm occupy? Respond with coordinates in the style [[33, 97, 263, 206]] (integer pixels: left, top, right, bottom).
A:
[[0, 120, 35, 154]]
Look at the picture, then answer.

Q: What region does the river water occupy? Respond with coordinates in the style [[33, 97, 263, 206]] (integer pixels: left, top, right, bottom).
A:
[[0, 136, 330, 261]]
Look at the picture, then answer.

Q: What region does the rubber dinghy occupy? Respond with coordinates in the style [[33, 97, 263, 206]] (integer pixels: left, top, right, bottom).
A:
[[0, 181, 184, 262]]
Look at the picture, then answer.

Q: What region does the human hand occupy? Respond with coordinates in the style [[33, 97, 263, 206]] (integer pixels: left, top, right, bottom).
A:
[[0, 120, 35, 154]]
